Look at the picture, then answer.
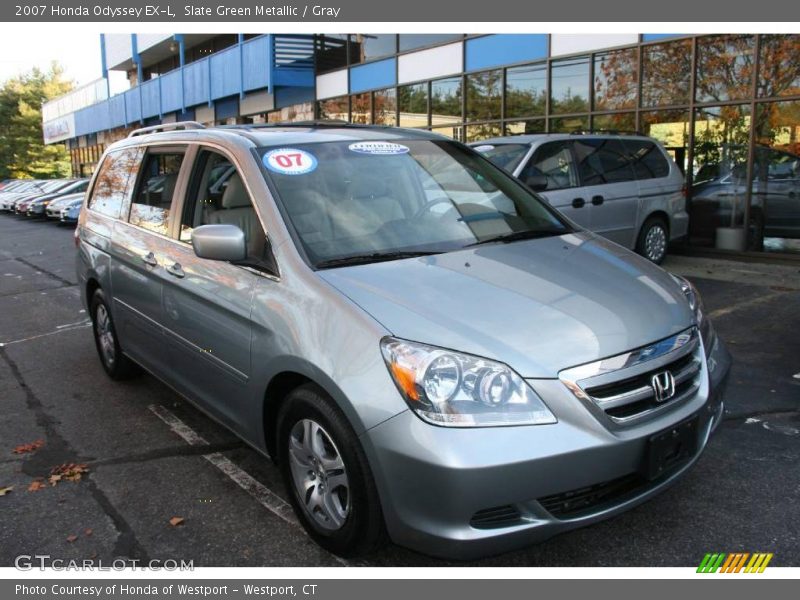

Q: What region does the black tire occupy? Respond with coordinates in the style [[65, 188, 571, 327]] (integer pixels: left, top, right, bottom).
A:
[[277, 383, 386, 557], [636, 216, 669, 264], [90, 289, 140, 380]]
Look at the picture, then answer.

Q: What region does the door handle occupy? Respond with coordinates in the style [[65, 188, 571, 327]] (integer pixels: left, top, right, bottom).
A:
[[167, 262, 185, 279], [591, 195, 604, 205], [572, 197, 586, 208], [142, 251, 158, 267]]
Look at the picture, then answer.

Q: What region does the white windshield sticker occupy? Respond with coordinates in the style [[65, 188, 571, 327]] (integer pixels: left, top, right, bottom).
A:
[[348, 141, 410, 155], [473, 145, 495, 153], [263, 148, 318, 175]]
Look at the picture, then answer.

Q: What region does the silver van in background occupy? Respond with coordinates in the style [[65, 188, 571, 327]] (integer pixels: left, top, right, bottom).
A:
[[472, 133, 688, 263]]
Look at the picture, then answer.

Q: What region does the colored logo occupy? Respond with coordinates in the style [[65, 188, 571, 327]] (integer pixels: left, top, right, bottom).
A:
[[697, 553, 774, 573], [348, 141, 410, 155], [263, 148, 318, 176]]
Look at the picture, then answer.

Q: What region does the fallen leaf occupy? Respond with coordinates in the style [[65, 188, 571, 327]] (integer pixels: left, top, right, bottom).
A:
[[13, 440, 44, 455], [27, 480, 46, 492], [66, 535, 78, 543], [49, 463, 89, 484], [84, 528, 93, 537], [0, 486, 13, 496], [169, 517, 184, 527]]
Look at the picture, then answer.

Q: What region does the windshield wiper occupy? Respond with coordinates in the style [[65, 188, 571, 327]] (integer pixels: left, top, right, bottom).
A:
[[467, 228, 567, 247], [315, 251, 441, 269]]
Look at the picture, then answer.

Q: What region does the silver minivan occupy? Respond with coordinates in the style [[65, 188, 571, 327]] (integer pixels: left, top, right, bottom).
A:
[[471, 133, 688, 264], [77, 122, 730, 560]]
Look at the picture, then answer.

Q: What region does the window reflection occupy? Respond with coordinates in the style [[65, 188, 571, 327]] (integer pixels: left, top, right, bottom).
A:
[[350, 93, 371, 124], [466, 122, 502, 142], [373, 88, 397, 126], [642, 40, 692, 106], [350, 34, 396, 64], [758, 35, 800, 98], [592, 112, 636, 133], [398, 83, 428, 128], [696, 35, 755, 103], [641, 110, 691, 174], [504, 119, 545, 136], [466, 70, 502, 123], [506, 64, 547, 118], [550, 115, 589, 132], [430, 77, 462, 127], [317, 96, 349, 121], [551, 57, 590, 114], [593, 49, 638, 111]]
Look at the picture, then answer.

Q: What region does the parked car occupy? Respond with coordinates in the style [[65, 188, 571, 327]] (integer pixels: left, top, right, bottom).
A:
[[691, 144, 800, 249], [77, 122, 730, 560], [46, 192, 86, 219], [14, 180, 74, 214], [471, 133, 688, 264], [26, 179, 89, 217], [0, 180, 50, 211], [58, 196, 83, 224]]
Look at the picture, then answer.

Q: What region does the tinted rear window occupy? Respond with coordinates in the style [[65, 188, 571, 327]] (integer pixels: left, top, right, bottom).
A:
[[624, 140, 671, 179], [472, 143, 531, 172]]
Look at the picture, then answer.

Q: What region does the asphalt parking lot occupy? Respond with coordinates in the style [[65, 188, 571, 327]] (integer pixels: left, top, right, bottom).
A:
[[1, 214, 798, 568]]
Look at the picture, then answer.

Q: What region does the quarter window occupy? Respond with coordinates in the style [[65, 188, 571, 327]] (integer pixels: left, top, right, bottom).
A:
[[573, 138, 636, 185], [129, 151, 185, 236], [624, 140, 671, 179], [87, 148, 140, 219]]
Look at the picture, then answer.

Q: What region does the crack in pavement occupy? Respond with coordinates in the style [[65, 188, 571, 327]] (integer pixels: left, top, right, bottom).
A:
[[14, 257, 76, 288], [722, 408, 799, 423], [90, 440, 247, 467], [0, 346, 150, 562]]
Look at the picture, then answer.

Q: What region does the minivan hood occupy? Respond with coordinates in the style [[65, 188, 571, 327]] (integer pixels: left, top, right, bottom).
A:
[[319, 232, 694, 378]]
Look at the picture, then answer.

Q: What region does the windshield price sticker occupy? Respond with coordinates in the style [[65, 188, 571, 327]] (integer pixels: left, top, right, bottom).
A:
[[348, 142, 410, 155], [263, 148, 318, 175]]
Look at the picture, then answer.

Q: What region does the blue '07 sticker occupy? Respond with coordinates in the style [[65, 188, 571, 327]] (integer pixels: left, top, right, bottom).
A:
[[348, 142, 410, 155], [263, 148, 318, 175]]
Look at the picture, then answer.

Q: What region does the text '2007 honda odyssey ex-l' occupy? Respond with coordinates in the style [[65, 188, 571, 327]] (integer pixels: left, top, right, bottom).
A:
[[76, 122, 730, 560]]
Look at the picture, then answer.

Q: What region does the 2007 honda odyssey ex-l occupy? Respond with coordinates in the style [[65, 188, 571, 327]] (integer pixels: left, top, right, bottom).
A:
[[76, 122, 731, 560]]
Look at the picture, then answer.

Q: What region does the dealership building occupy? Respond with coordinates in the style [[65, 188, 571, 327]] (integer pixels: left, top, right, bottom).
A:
[[42, 33, 800, 257]]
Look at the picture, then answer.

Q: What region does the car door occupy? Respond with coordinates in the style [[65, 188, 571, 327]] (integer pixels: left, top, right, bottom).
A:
[[517, 140, 589, 229], [570, 137, 640, 248], [158, 146, 267, 429], [109, 146, 189, 373], [760, 149, 800, 238]]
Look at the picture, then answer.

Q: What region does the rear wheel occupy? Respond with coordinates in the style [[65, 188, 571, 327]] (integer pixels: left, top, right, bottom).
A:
[[636, 216, 669, 264], [90, 289, 140, 380], [277, 384, 385, 556]]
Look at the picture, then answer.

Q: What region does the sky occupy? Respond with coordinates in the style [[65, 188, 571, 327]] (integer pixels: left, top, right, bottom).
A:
[[0, 30, 104, 87]]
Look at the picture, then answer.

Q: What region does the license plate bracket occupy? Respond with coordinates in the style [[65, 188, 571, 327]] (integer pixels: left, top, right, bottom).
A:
[[646, 417, 698, 480]]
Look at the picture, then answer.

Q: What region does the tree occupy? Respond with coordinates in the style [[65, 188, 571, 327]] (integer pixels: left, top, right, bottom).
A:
[[0, 62, 74, 180]]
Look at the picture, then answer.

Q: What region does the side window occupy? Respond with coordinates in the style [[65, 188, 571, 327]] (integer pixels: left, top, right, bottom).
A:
[[87, 148, 140, 219], [573, 138, 636, 185], [519, 141, 578, 191], [129, 151, 185, 236], [180, 149, 268, 265], [624, 140, 670, 180]]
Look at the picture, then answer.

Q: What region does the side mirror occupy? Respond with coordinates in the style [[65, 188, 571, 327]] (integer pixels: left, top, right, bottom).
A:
[[525, 173, 549, 192], [191, 224, 247, 262]]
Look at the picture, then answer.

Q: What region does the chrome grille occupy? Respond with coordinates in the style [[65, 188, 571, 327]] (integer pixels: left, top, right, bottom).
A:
[[560, 328, 704, 425]]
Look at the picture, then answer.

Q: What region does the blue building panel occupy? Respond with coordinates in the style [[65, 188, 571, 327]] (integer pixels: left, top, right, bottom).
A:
[[642, 34, 687, 42], [160, 70, 183, 113], [243, 36, 271, 91], [210, 46, 241, 100], [465, 34, 548, 72], [349, 58, 396, 93], [124, 88, 141, 123], [215, 96, 239, 120], [183, 59, 209, 107], [275, 85, 314, 108], [140, 79, 160, 118], [108, 94, 126, 128]]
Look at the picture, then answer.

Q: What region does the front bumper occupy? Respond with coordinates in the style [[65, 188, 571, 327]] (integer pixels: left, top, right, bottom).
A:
[[362, 335, 731, 560]]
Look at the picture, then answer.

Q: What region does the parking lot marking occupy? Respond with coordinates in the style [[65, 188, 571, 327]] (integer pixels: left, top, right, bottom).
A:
[[0, 321, 91, 347], [147, 404, 355, 567], [708, 291, 787, 319]]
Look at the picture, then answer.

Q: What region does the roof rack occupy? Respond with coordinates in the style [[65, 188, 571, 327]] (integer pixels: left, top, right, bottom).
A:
[[220, 119, 393, 131], [569, 129, 644, 136], [128, 121, 206, 138]]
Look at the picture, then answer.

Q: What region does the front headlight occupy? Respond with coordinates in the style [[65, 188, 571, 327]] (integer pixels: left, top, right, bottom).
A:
[[380, 337, 557, 427]]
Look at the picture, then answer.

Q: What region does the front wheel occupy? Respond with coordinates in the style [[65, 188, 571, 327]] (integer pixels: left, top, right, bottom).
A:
[[636, 217, 669, 264], [277, 384, 385, 557]]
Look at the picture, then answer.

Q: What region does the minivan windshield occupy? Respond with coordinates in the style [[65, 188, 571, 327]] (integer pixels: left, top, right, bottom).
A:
[[259, 139, 569, 268], [472, 143, 531, 172]]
